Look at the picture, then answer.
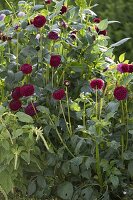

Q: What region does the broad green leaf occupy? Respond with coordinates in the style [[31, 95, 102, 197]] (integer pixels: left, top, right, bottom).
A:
[[28, 181, 36, 196], [0, 171, 13, 193], [120, 74, 133, 85], [57, 181, 73, 200], [109, 175, 119, 188], [0, 106, 6, 115], [119, 53, 125, 62], [33, 5, 44, 11], [37, 176, 46, 189], [106, 101, 119, 113], [37, 106, 50, 115], [80, 187, 93, 199], [16, 112, 33, 123], [97, 19, 108, 31], [110, 38, 131, 48], [70, 102, 81, 112], [75, 0, 87, 9]]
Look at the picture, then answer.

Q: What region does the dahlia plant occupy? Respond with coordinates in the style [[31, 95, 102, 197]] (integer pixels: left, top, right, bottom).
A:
[[0, 0, 133, 199]]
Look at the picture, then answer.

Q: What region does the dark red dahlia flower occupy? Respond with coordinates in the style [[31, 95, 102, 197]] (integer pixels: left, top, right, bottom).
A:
[[48, 31, 59, 40], [114, 86, 128, 101], [11, 87, 22, 100], [50, 55, 61, 68], [95, 27, 107, 36], [25, 103, 38, 116], [45, 0, 52, 4], [33, 15, 46, 28], [9, 99, 22, 111], [20, 84, 34, 97], [52, 89, 65, 100], [90, 79, 104, 90], [128, 64, 133, 73], [117, 63, 129, 73], [60, 5, 67, 14], [20, 63, 32, 74], [93, 18, 101, 23]]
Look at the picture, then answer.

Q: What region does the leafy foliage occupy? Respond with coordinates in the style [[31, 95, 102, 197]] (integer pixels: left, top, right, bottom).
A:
[[0, 0, 133, 200]]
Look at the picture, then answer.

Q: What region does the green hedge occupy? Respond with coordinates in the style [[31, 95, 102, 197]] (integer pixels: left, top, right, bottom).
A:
[[0, 0, 132, 61], [94, 0, 133, 61]]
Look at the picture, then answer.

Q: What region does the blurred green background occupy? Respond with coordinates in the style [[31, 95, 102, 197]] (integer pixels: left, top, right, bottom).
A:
[[0, 0, 133, 61]]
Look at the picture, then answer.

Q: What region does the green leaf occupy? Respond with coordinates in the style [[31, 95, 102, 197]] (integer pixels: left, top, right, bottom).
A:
[[12, 129, 23, 139], [33, 5, 44, 11], [75, 0, 87, 9], [109, 175, 119, 188], [70, 102, 81, 112], [0, 106, 6, 115], [57, 181, 73, 200], [119, 53, 125, 62], [110, 38, 131, 48], [37, 106, 50, 115], [128, 160, 133, 177], [15, 71, 23, 82], [16, 112, 33, 123], [0, 170, 13, 194], [21, 152, 30, 164], [97, 19, 108, 31], [106, 101, 119, 113], [37, 176, 46, 189], [120, 74, 133, 85], [80, 187, 93, 199], [28, 181, 36, 196]]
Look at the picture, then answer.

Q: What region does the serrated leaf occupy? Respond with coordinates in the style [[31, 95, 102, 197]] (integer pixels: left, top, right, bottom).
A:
[[110, 38, 131, 48], [16, 112, 33, 123]]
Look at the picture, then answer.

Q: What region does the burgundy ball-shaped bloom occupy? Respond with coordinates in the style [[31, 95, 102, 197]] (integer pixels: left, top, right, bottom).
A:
[[33, 15, 46, 28], [11, 87, 22, 100], [117, 63, 129, 73], [9, 99, 22, 111], [25, 103, 38, 116], [52, 89, 65, 100], [48, 31, 59, 40], [20, 63, 32, 74], [93, 18, 101, 23], [95, 27, 107, 36], [114, 86, 128, 101], [128, 64, 133, 73], [60, 5, 67, 14], [45, 0, 52, 4], [20, 84, 34, 97], [90, 79, 104, 90], [50, 55, 61, 68]]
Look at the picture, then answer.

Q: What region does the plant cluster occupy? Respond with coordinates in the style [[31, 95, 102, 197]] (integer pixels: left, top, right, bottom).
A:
[[0, 0, 133, 199]]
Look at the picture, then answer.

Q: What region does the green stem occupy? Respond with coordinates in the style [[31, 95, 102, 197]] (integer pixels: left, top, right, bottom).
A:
[[125, 100, 129, 150], [16, 32, 19, 70], [96, 143, 103, 186], [40, 134, 50, 151], [52, 68, 54, 88], [48, 115, 74, 157], [96, 88, 98, 119], [66, 87, 72, 135], [121, 101, 125, 159], [83, 101, 86, 129], [60, 100, 71, 135], [14, 153, 18, 170]]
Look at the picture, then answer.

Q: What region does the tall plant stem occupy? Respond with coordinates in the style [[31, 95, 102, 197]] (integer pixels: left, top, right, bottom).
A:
[[39, 29, 43, 65], [60, 100, 71, 135], [121, 100, 125, 159], [125, 100, 129, 150], [95, 88, 103, 187], [83, 101, 86, 129], [66, 87, 72, 135], [16, 32, 19, 70], [48, 115, 74, 157]]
